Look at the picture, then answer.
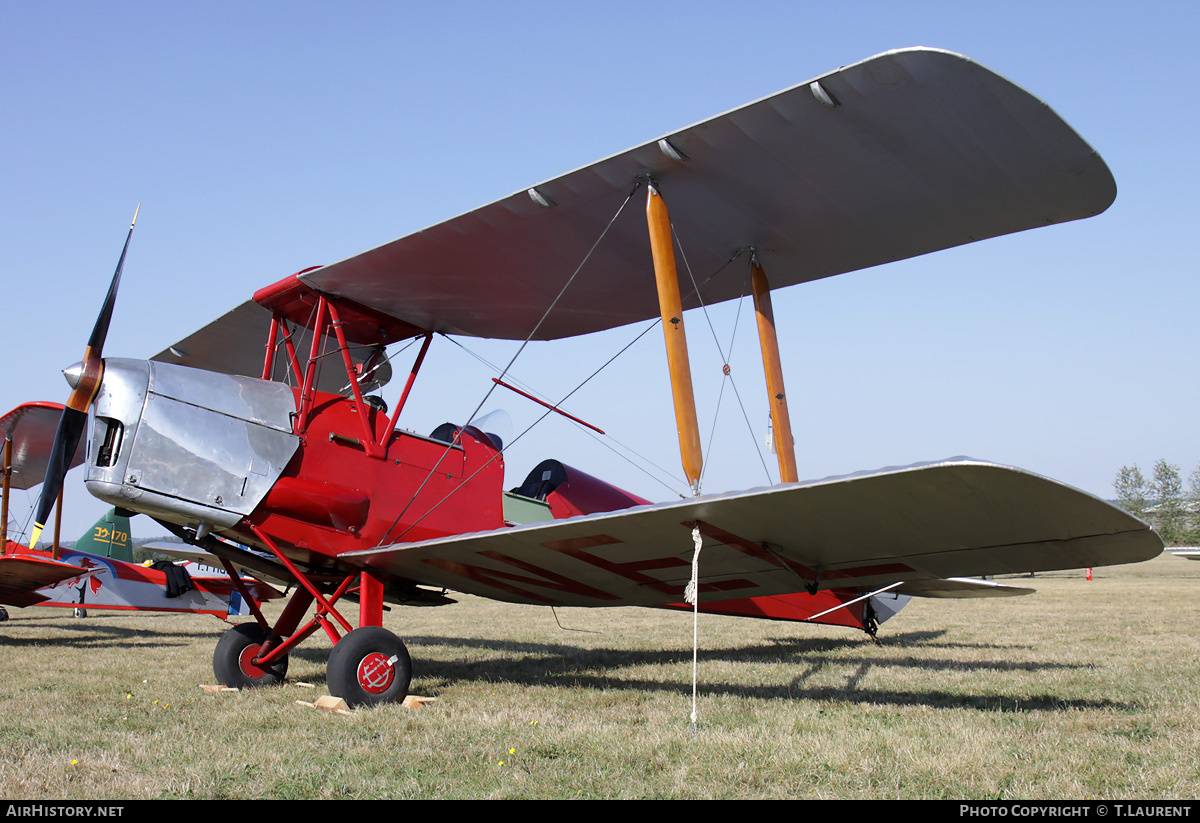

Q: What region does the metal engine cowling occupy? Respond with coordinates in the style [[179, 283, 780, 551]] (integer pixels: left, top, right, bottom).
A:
[[85, 358, 300, 531]]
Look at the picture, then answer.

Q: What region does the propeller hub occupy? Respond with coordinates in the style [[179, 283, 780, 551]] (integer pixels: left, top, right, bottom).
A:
[[62, 361, 84, 390]]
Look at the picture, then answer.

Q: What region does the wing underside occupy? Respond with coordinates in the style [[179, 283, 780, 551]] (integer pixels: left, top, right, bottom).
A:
[[149, 48, 1117, 371], [149, 300, 393, 392], [0, 402, 86, 490], [347, 460, 1160, 608]]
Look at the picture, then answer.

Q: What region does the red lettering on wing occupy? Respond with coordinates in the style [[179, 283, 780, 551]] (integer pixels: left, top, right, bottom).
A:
[[540, 534, 621, 551], [689, 521, 913, 585], [554, 547, 688, 595], [555, 542, 760, 597], [422, 551, 620, 604]]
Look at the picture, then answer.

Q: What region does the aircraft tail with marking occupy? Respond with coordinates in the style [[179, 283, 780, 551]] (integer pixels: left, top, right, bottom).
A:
[[69, 509, 133, 562]]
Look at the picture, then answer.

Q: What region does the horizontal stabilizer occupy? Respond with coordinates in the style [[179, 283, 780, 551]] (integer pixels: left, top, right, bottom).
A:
[[894, 577, 1035, 598], [141, 541, 220, 566]]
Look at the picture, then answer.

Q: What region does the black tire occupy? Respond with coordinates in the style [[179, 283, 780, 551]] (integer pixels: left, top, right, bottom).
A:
[[213, 623, 288, 688], [73, 608, 87, 619], [0, 606, 8, 622], [327, 626, 412, 708]]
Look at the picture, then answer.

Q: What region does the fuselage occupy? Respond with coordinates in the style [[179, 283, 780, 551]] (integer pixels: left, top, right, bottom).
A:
[[84, 357, 506, 571]]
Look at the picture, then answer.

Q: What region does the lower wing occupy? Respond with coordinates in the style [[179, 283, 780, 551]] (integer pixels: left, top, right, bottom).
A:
[[347, 459, 1162, 608]]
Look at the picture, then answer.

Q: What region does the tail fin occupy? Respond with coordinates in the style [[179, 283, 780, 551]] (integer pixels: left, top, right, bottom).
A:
[[71, 508, 133, 562]]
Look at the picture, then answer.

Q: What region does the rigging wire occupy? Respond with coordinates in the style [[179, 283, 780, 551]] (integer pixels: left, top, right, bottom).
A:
[[386, 204, 786, 540], [672, 233, 773, 487], [550, 606, 601, 634], [377, 182, 643, 547], [338, 336, 418, 395], [441, 324, 688, 498], [390, 311, 684, 540]]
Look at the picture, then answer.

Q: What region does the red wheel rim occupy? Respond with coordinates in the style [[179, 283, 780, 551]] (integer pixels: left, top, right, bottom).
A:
[[238, 644, 271, 678], [356, 652, 396, 693]]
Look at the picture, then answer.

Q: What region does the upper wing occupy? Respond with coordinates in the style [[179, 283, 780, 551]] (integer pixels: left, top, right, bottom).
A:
[[295, 48, 1114, 341], [149, 300, 393, 392], [346, 459, 1159, 607], [0, 402, 86, 490]]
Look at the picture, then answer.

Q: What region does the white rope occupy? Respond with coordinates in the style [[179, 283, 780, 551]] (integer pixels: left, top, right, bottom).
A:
[[685, 524, 703, 728]]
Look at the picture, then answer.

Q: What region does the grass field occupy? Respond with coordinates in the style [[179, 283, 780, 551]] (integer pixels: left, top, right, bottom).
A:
[[1, 554, 1197, 799]]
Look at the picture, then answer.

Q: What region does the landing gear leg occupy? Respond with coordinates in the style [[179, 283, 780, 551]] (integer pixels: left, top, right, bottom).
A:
[[863, 601, 881, 645]]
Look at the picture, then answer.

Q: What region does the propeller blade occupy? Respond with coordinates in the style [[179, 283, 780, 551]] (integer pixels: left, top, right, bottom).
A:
[[28, 407, 86, 549], [86, 203, 138, 356], [29, 206, 139, 548]]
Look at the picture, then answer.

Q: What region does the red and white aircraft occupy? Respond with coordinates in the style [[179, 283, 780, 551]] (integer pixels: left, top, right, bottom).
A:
[[0, 402, 279, 620], [27, 49, 1161, 707]]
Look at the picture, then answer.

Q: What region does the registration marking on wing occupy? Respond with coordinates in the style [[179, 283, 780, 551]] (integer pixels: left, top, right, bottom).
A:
[[540, 534, 622, 551], [693, 520, 914, 586]]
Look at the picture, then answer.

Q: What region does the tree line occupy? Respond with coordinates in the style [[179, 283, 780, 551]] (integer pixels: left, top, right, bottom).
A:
[[1113, 460, 1199, 546]]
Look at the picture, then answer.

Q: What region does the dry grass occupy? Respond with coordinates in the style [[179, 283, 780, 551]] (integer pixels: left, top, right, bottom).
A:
[[1, 555, 1198, 799]]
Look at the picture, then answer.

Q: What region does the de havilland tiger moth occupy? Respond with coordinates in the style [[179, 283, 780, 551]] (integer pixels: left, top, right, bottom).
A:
[[23, 48, 1161, 707]]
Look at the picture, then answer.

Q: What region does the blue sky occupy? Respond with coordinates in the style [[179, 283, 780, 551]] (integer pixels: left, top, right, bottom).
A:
[[2, 1, 1197, 538]]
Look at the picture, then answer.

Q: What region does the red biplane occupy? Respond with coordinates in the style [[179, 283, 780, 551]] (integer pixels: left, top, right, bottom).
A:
[[28, 48, 1161, 707], [1, 402, 279, 620]]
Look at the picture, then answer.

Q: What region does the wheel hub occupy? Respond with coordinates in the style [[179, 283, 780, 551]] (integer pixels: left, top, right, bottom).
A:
[[238, 644, 271, 679], [356, 652, 396, 693]]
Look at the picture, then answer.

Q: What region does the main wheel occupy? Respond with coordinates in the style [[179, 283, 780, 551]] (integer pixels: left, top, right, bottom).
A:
[[327, 626, 412, 708], [0, 606, 8, 622], [213, 623, 288, 688]]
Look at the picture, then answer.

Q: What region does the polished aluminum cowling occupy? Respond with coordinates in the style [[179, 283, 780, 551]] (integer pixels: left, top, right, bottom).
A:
[[85, 358, 300, 531]]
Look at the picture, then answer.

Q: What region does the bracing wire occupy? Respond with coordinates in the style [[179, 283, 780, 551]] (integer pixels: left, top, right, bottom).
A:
[[442, 324, 689, 498], [338, 336, 418, 395], [377, 182, 643, 547], [551, 606, 601, 634], [390, 311, 685, 540], [672, 231, 773, 486]]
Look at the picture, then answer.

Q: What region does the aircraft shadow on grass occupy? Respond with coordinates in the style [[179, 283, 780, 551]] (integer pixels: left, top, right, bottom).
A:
[[289, 629, 1131, 713], [0, 620, 1130, 712], [0, 615, 223, 650]]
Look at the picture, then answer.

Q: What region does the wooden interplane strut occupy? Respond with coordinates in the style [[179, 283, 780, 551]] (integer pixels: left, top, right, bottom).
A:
[[645, 182, 703, 494], [750, 259, 798, 483]]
